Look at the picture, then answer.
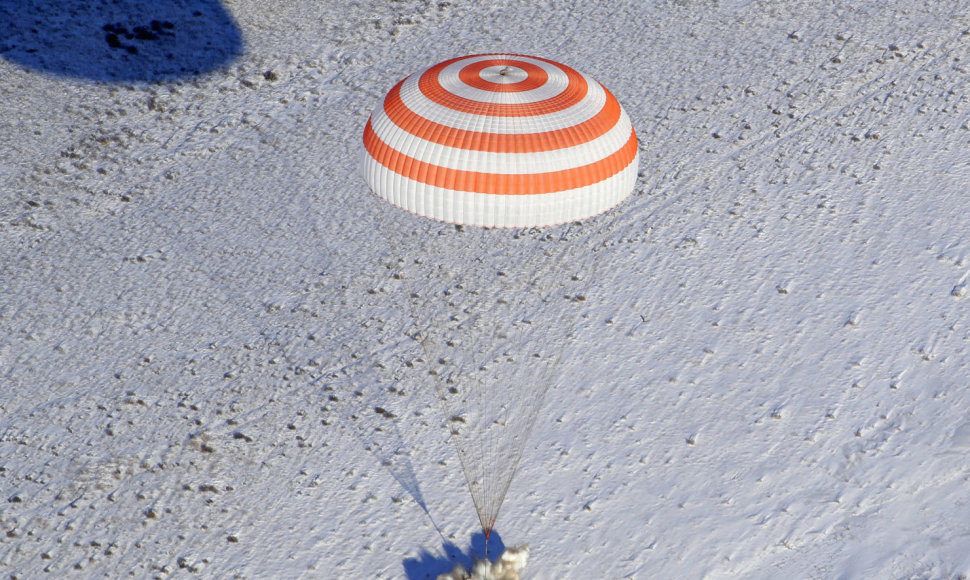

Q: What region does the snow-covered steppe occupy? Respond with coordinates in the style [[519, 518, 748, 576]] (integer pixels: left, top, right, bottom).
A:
[[2, 1, 970, 577]]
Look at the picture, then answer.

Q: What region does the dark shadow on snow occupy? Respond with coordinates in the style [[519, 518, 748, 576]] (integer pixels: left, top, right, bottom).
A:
[[0, 0, 242, 82], [403, 531, 506, 579]]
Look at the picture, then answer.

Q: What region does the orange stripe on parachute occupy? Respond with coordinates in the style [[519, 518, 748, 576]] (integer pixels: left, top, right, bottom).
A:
[[381, 80, 624, 154], [418, 54, 588, 117], [363, 120, 638, 196]]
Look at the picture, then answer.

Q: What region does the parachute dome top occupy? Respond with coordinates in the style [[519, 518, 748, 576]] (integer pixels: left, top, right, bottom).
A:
[[362, 54, 639, 228]]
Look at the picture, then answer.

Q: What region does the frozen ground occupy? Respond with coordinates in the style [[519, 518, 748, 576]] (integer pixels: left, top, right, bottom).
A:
[[2, 0, 970, 578]]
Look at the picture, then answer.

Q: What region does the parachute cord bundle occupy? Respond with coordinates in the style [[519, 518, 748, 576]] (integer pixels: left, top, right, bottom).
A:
[[393, 216, 615, 537]]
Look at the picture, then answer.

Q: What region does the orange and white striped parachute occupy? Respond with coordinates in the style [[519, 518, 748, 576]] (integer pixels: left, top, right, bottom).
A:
[[361, 54, 639, 228]]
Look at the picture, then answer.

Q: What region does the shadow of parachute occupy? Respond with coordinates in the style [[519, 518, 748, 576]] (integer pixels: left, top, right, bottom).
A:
[[0, 0, 242, 82]]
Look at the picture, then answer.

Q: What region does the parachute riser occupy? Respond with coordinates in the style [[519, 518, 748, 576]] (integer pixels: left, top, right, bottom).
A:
[[484, 519, 496, 558]]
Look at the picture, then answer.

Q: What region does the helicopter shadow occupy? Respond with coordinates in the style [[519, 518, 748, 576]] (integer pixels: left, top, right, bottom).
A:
[[403, 531, 506, 580], [0, 0, 242, 82]]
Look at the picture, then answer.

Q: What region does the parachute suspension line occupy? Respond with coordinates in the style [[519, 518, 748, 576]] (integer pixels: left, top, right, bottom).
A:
[[476, 312, 571, 538], [477, 332, 486, 534], [480, 353, 491, 535], [402, 214, 622, 539], [474, 218, 616, 533], [454, 226, 604, 537], [449, 426, 483, 527], [485, 518, 496, 558], [416, 330, 491, 534]]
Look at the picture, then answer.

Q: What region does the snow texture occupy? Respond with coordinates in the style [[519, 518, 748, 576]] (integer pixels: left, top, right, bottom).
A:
[[2, 0, 970, 578], [437, 547, 529, 580]]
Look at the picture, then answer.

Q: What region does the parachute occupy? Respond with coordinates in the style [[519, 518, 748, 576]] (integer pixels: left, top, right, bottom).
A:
[[358, 54, 638, 543], [361, 53, 638, 228]]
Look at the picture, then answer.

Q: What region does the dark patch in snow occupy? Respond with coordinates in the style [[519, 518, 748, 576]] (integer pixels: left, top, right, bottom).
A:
[[0, 0, 242, 81]]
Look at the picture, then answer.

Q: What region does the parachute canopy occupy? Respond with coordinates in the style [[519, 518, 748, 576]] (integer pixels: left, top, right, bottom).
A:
[[362, 54, 639, 228]]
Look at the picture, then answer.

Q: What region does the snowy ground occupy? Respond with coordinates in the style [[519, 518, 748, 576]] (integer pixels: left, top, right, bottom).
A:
[[2, 0, 970, 578]]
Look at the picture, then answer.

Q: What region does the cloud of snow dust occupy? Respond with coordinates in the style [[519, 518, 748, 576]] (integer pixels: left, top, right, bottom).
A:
[[437, 546, 529, 580]]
